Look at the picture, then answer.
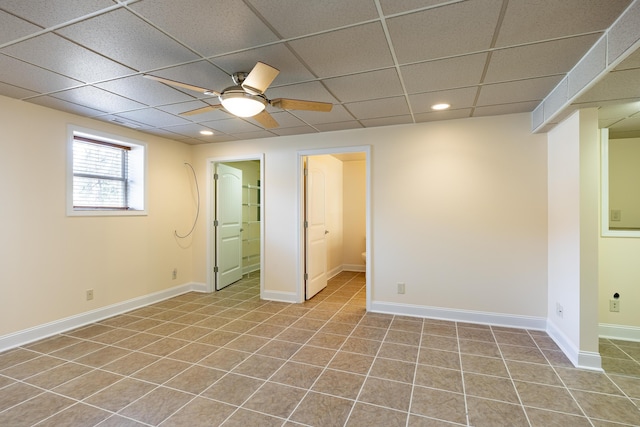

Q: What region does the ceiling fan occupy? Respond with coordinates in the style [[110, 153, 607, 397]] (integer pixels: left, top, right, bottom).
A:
[[144, 62, 332, 128]]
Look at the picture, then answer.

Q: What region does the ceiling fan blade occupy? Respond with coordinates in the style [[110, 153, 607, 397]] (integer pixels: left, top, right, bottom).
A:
[[143, 74, 220, 96], [180, 104, 223, 116], [252, 110, 279, 128], [271, 98, 333, 112], [242, 62, 280, 95]]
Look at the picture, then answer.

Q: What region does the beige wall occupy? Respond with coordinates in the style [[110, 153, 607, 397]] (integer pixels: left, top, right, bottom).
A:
[[608, 138, 640, 229], [192, 113, 549, 317], [0, 96, 194, 337]]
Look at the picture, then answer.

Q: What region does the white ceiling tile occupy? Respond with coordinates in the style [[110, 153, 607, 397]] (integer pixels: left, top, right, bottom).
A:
[[115, 108, 191, 128], [290, 105, 353, 125], [130, 0, 278, 57], [211, 44, 315, 87], [53, 86, 146, 112], [609, 114, 640, 132], [288, 23, 394, 77], [0, 81, 38, 99], [2, 33, 135, 83], [360, 115, 413, 127], [156, 101, 228, 122], [614, 49, 640, 71], [485, 34, 601, 83], [27, 96, 106, 117], [495, 0, 631, 48], [401, 54, 487, 94], [97, 75, 195, 106], [0, 11, 41, 45], [56, 8, 199, 71], [246, 0, 378, 38], [598, 102, 640, 120], [315, 121, 364, 132], [574, 68, 640, 104], [160, 123, 218, 138], [266, 81, 337, 105], [345, 97, 410, 120], [148, 61, 231, 97], [323, 69, 403, 103], [473, 101, 540, 117], [477, 76, 562, 106], [386, 0, 502, 63], [271, 125, 318, 136], [232, 130, 279, 140], [0, 0, 115, 27], [379, 0, 452, 16], [414, 108, 472, 123], [408, 87, 478, 113], [201, 118, 261, 134], [0, 54, 81, 93]]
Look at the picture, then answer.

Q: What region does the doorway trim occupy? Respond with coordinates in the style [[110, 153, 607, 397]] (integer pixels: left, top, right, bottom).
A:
[[207, 154, 264, 296], [297, 146, 371, 311]]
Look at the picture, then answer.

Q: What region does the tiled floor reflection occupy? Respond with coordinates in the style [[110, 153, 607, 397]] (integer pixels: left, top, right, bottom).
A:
[[1, 272, 639, 426]]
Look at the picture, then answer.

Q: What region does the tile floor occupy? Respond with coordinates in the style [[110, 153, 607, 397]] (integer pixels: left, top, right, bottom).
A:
[[1, 271, 639, 426]]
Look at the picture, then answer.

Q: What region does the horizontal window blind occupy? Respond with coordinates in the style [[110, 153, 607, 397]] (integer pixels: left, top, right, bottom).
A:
[[73, 137, 129, 209]]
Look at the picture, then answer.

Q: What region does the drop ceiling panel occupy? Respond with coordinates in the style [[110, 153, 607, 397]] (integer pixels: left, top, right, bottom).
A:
[[0, 54, 81, 93], [0, 11, 41, 44], [2, 33, 135, 83], [231, 130, 278, 140], [400, 53, 488, 94], [287, 23, 394, 77], [271, 125, 317, 136], [474, 101, 540, 117], [115, 108, 191, 128], [360, 115, 413, 127], [56, 8, 200, 71], [52, 86, 146, 113], [157, 101, 228, 122], [96, 75, 195, 106], [147, 61, 231, 97], [414, 108, 473, 123], [322, 69, 403, 103], [386, 0, 502, 63], [202, 118, 261, 134], [408, 87, 478, 113], [0, 81, 37, 99], [129, 0, 279, 57], [574, 69, 640, 104], [211, 44, 315, 86], [27, 96, 106, 117], [290, 105, 354, 125], [315, 121, 364, 133], [477, 76, 562, 106], [160, 123, 218, 139], [345, 97, 410, 120], [266, 81, 337, 104], [495, 0, 631, 48], [246, 0, 378, 38], [485, 34, 601, 83], [378, 0, 452, 16], [0, 0, 115, 28], [609, 114, 640, 132]]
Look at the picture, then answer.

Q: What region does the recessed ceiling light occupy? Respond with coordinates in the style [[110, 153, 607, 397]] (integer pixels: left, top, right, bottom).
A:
[[431, 103, 450, 111], [199, 130, 214, 135]]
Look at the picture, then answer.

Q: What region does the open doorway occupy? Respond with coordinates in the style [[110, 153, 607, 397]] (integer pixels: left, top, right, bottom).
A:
[[299, 147, 370, 310], [208, 156, 263, 294]]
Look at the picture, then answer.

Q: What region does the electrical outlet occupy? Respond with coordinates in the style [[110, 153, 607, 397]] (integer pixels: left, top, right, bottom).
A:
[[86, 289, 94, 301], [556, 303, 563, 318], [610, 299, 620, 312], [397, 283, 405, 294], [172, 268, 177, 280]]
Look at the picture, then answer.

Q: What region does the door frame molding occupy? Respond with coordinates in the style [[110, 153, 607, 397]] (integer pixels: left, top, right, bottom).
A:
[[297, 146, 371, 311], [207, 154, 264, 295]]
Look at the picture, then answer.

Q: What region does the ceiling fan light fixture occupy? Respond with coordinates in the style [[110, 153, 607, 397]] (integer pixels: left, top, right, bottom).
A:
[[219, 89, 267, 117]]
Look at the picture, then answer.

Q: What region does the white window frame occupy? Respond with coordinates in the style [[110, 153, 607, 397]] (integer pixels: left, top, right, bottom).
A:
[[67, 125, 147, 216]]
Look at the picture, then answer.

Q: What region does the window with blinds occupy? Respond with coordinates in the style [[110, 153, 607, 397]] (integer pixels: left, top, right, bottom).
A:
[[67, 126, 146, 216], [73, 137, 130, 209]]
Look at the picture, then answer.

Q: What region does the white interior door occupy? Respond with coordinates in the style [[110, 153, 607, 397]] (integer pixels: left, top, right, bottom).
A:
[[305, 157, 328, 299], [216, 163, 243, 290]]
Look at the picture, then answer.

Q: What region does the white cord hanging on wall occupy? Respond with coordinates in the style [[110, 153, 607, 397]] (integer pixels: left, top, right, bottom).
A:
[[175, 162, 200, 239]]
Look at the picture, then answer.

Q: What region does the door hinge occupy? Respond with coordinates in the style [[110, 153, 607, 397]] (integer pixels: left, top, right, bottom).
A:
[[214, 266, 219, 273], [304, 168, 308, 176], [214, 173, 219, 180], [304, 221, 308, 228], [304, 273, 308, 281], [213, 220, 219, 227]]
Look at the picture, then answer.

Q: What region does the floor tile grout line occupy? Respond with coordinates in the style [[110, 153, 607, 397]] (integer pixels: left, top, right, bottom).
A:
[[454, 322, 472, 427], [525, 329, 597, 427], [405, 316, 426, 427]]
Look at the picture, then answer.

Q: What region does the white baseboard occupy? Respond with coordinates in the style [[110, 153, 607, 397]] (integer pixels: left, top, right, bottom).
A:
[[262, 290, 298, 303], [343, 264, 365, 272], [0, 282, 207, 353], [547, 320, 602, 371], [370, 301, 546, 330], [599, 323, 640, 342]]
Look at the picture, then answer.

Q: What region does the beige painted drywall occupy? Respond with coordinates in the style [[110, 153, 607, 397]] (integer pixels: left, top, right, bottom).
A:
[[0, 95, 194, 336], [342, 160, 366, 268], [608, 138, 640, 229], [192, 113, 548, 317], [599, 138, 640, 328]]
